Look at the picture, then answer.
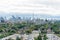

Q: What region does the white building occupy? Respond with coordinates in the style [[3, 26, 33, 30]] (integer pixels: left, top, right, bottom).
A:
[[1, 30, 39, 40]]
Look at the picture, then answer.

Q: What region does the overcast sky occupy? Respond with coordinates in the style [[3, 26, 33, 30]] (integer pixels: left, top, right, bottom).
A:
[[0, 0, 60, 16]]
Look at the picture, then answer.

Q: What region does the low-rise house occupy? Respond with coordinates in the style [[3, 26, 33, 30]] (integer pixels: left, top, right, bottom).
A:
[[1, 30, 39, 40], [1, 34, 21, 40]]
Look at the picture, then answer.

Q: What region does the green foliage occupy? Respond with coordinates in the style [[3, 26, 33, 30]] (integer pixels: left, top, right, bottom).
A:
[[34, 33, 42, 40], [16, 37, 21, 40], [43, 35, 48, 40], [37, 34, 42, 40], [0, 20, 60, 39], [51, 23, 60, 34], [25, 29, 32, 34]]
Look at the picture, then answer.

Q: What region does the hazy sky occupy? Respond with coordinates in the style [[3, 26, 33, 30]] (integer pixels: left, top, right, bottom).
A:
[[0, 0, 60, 16]]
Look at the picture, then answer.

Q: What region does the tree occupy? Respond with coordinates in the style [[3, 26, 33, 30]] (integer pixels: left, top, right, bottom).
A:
[[43, 35, 48, 40], [34, 33, 42, 40], [25, 29, 32, 34], [37, 34, 42, 40], [16, 37, 21, 40], [34, 38, 38, 40]]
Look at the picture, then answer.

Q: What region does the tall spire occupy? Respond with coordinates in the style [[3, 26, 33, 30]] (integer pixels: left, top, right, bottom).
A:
[[33, 10, 35, 23]]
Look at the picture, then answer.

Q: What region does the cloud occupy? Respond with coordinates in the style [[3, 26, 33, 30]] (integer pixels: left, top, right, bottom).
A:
[[0, 0, 60, 16]]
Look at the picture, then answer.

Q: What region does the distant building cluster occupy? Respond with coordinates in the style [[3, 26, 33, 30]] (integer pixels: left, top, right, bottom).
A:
[[0, 15, 55, 25]]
